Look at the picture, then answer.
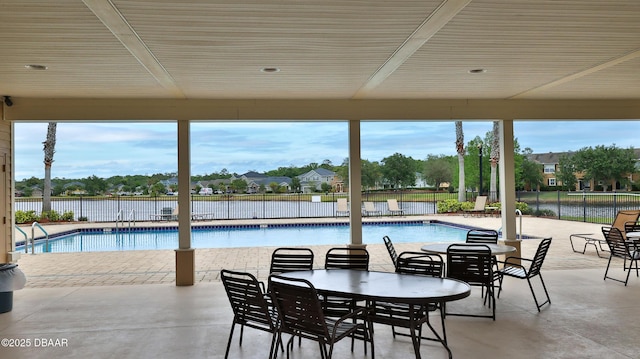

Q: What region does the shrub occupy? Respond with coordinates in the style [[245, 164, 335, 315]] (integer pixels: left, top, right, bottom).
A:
[[533, 209, 556, 217], [61, 211, 75, 221], [78, 216, 88, 221], [15, 210, 38, 224], [515, 201, 531, 214], [459, 201, 476, 211], [437, 199, 463, 213], [40, 210, 60, 222]]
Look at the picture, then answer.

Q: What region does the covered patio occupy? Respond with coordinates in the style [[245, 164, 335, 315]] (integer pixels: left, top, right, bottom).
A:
[[2, 2, 640, 357]]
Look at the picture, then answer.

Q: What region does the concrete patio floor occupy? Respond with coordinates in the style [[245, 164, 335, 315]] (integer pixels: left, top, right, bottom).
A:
[[1, 215, 639, 358]]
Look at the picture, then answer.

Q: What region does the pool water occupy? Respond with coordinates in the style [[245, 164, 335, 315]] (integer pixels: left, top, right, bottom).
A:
[[23, 221, 477, 253]]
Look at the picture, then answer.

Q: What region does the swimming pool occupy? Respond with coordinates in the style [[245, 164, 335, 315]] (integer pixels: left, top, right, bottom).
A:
[[22, 221, 482, 253]]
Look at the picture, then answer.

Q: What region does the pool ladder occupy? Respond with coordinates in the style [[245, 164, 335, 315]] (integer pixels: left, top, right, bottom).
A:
[[115, 209, 136, 231], [16, 222, 49, 254], [497, 209, 523, 240]]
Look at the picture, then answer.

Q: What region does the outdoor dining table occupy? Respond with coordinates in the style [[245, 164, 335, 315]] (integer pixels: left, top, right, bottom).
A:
[[421, 242, 517, 256], [278, 269, 471, 359], [623, 232, 640, 248], [625, 231, 640, 240]]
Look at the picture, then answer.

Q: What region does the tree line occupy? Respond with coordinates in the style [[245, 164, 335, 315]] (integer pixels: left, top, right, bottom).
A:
[[19, 127, 636, 198]]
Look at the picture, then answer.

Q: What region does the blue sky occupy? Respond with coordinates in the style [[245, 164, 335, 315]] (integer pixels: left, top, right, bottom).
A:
[[13, 120, 640, 180]]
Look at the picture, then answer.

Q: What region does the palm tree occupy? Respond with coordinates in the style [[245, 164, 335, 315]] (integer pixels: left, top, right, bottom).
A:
[[489, 121, 500, 202], [42, 122, 57, 213], [455, 121, 465, 202]]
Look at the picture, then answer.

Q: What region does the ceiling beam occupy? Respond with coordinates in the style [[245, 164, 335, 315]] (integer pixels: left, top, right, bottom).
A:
[[512, 47, 640, 99], [352, 0, 472, 99], [82, 0, 185, 98], [5, 98, 640, 121]]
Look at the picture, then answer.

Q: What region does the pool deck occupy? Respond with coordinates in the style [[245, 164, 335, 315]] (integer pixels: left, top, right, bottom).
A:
[[14, 214, 608, 287]]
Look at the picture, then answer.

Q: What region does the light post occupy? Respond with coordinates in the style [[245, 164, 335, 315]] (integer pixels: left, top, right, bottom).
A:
[[478, 143, 483, 196]]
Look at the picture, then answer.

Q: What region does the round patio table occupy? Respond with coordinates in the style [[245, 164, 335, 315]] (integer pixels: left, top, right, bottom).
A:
[[421, 242, 517, 255]]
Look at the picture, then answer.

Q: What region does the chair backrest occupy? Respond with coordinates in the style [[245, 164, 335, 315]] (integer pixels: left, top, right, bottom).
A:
[[172, 204, 179, 216], [382, 236, 398, 266], [325, 247, 369, 270], [624, 221, 640, 234], [466, 229, 499, 244], [446, 244, 493, 286], [363, 202, 376, 211], [269, 247, 314, 275], [612, 210, 640, 237], [395, 251, 443, 278], [473, 196, 488, 210], [602, 226, 631, 259], [526, 237, 552, 277], [268, 275, 329, 339], [220, 269, 276, 331], [337, 198, 349, 212], [387, 199, 400, 211]]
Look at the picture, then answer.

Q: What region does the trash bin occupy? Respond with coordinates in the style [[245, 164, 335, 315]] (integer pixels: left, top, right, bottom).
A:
[[0, 263, 26, 313]]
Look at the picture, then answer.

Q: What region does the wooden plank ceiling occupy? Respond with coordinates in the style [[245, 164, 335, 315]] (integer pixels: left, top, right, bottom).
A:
[[1, 0, 640, 103]]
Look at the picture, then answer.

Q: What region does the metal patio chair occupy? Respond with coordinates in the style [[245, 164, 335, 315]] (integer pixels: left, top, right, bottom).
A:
[[602, 227, 640, 286], [382, 236, 399, 267], [269, 274, 373, 359], [369, 251, 451, 357], [496, 237, 552, 311], [446, 244, 496, 320], [220, 269, 281, 359], [270, 247, 314, 275]]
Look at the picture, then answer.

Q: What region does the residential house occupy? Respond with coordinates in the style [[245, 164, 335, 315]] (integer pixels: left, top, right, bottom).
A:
[[251, 176, 292, 193], [63, 182, 88, 196], [297, 168, 337, 193], [528, 150, 640, 191]]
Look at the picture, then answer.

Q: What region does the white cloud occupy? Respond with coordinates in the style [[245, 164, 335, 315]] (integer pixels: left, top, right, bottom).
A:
[[14, 120, 640, 180]]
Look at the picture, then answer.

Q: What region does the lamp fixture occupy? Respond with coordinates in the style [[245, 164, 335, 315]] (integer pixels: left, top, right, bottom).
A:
[[3, 96, 13, 107], [260, 67, 280, 73]]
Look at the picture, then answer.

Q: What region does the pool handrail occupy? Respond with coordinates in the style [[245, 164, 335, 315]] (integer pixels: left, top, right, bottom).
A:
[[30, 221, 49, 254], [16, 225, 28, 253]]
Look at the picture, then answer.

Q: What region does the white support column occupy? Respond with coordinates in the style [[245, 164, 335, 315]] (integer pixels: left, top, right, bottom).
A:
[[498, 119, 521, 260], [348, 120, 364, 248], [176, 119, 194, 286]]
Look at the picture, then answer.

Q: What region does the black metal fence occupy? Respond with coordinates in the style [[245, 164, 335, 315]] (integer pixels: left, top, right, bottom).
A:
[[15, 192, 462, 223], [15, 190, 640, 225], [516, 190, 640, 225]]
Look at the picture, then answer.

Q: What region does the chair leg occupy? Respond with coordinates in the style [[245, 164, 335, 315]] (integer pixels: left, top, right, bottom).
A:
[[268, 331, 279, 359], [604, 255, 614, 281], [224, 321, 237, 359], [604, 254, 632, 286], [537, 274, 551, 309], [526, 275, 552, 312], [624, 261, 632, 286]]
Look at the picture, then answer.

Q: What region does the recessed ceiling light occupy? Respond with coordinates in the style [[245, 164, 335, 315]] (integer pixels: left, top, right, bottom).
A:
[[260, 67, 280, 73], [468, 68, 486, 74], [25, 64, 48, 70]]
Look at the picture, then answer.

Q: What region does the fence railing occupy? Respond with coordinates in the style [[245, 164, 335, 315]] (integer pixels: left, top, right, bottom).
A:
[[15, 190, 640, 225], [15, 191, 472, 222], [516, 190, 640, 225]]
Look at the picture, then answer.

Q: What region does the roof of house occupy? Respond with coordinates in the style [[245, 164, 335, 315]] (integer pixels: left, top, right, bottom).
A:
[[527, 152, 572, 164]]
